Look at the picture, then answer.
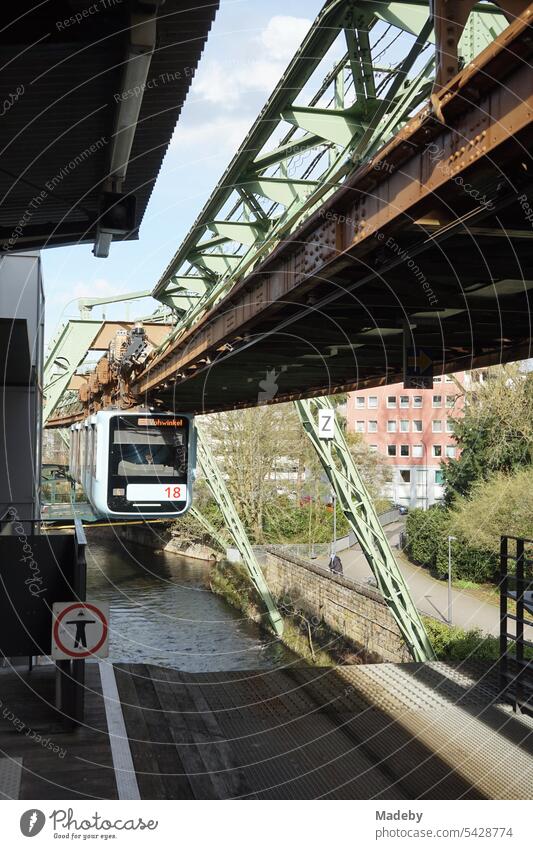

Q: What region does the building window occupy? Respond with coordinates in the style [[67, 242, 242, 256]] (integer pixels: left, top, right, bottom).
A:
[[368, 420, 378, 432], [432, 395, 442, 407], [433, 375, 442, 383], [400, 469, 411, 483], [445, 445, 456, 458], [368, 396, 378, 408], [400, 419, 409, 432], [435, 470, 444, 484], [387, 420, 397, 432], [356, 421, 365, 433], [369, 444, 378, 452], [413, 396, 423, 408], [387, 395, 396, 408], [412, 444, 423, 458], [400, 445, 409, 457], [400, 395, 409, 408], [433, 445, 442, 457], [387, 445, 397, 456], [432, 420, 442, 433], [445, 375, 453, 383], [355, 396, 365, 408], [413, 420, 423, 432], [446, 419, 454, 433], [446, 395, 455, 408]]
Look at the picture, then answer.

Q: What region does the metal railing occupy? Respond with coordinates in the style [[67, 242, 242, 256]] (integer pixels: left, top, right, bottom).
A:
[[499, 535, 533, 716]]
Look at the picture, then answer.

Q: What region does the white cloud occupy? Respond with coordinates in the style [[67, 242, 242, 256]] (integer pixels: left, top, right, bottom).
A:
[[194, 58, 284, 108], [191, 15, 312, 109], [259, 15, 312, 61], [170, 115, 255, 155]]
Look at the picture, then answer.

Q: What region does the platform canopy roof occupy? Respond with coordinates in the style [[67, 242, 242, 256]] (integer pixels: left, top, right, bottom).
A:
[[0, 0, 218, 255]]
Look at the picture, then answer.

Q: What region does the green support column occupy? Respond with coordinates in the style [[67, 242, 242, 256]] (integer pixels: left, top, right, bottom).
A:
[[294, 396, 435, 662], [189, 504, 228, 553], [196, 429, 284, 636]]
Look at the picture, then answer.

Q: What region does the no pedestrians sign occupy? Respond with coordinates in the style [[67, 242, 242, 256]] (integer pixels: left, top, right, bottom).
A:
[[52, 601, 110, 660]]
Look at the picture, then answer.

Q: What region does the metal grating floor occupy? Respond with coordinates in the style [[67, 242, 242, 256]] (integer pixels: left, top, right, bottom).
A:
[[115, 660, 533, 800], [0, 757, 22, 800]]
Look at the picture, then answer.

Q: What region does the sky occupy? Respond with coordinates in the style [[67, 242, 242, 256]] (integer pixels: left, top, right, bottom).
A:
[[42, 0, 326, 342]]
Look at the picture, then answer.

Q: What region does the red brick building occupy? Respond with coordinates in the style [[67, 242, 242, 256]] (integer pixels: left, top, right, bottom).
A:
[[346, 373, 465, 508]]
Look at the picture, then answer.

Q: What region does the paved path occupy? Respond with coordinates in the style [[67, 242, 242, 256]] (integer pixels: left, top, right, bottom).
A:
[[317, 522, 506, 637]]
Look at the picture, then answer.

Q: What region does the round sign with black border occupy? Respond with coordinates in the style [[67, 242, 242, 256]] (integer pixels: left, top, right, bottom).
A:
[[53, 602, 108, 659]]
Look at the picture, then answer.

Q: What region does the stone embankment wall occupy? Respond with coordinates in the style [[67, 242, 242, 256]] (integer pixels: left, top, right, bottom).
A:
[[115, 523, 217, 561], [259, 549, 410, 663]]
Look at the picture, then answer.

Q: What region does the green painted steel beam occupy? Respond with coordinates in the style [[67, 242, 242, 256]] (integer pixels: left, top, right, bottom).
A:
[[281, 103, 376, 147], [157, 293, 199, 313], [189, 504, 228, 552], [43, 320, 103, 423], [196, 429, 284, 636], [190, 252, 243, 275], [78, 289, 152, 315], [193, 234, 230, 252], [209, 220, 268, 246], [372, 1, 435, 37], [369, 0, 503, 38], [294, 396, 435, 662], [252, 134, 327, 170], [241, 176, 319, 206], [168, 276, 212, 295]]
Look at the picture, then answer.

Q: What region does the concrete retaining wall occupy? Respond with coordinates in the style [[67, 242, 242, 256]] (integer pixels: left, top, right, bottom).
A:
[[260, 549, 410, 663], [115, 523, 217, 561]]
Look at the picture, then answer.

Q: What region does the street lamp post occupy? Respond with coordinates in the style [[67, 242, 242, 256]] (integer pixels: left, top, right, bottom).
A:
[[331, 488, 337, 558], [448, 535, 457, 624]]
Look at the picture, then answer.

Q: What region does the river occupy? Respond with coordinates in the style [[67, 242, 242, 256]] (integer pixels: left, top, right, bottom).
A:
[[84, 530, 295, 671]]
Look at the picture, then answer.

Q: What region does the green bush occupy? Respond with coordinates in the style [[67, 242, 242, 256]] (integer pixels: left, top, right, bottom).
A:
[[405, 506, 498, 583], [424, 617, 533, 662], [434, 536, 498, 583], [424, 618, 500, 661], [405, 506, 450, 568]]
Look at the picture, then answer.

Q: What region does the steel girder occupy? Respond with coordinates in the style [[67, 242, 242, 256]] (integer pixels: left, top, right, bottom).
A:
[[294, 396, 435, 662], [43, 320, 103, 423], [431, 0, 529, 90], [150, 0, 507, 361], [189, 504, 228, 553], [196, 429, 284, 636]]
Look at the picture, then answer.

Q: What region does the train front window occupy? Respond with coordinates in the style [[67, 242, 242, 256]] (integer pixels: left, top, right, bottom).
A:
[[110, 421, 187, 480]]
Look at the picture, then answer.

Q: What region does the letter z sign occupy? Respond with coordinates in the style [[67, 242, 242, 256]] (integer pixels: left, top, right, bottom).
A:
[[318, 409, 335, 440]]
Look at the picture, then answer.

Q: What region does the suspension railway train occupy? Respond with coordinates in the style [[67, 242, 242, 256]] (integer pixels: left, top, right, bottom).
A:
[[69, 410, 196, 519]]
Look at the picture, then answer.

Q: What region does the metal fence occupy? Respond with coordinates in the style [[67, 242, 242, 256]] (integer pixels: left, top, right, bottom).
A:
[[229, 508, 401, 563], [499, 535, 533, 716]]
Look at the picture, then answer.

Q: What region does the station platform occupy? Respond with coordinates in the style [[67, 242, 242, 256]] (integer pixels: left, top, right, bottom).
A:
[[1, 660, 531, 800]]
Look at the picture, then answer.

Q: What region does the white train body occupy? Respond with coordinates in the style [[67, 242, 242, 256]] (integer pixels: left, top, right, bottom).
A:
[[70, 410, 195, 519]]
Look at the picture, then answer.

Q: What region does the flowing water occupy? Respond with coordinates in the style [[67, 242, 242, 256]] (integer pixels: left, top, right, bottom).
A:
[[85, 529, 295, 671]]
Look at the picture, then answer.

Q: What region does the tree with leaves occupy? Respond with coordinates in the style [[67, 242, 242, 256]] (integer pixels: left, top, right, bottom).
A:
[[442, 364, 533, 503], [198, 401, 391, 544]]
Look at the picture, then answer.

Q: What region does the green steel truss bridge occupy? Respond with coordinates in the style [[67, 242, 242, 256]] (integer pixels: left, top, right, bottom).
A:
[[44, 1, 533, 660]]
